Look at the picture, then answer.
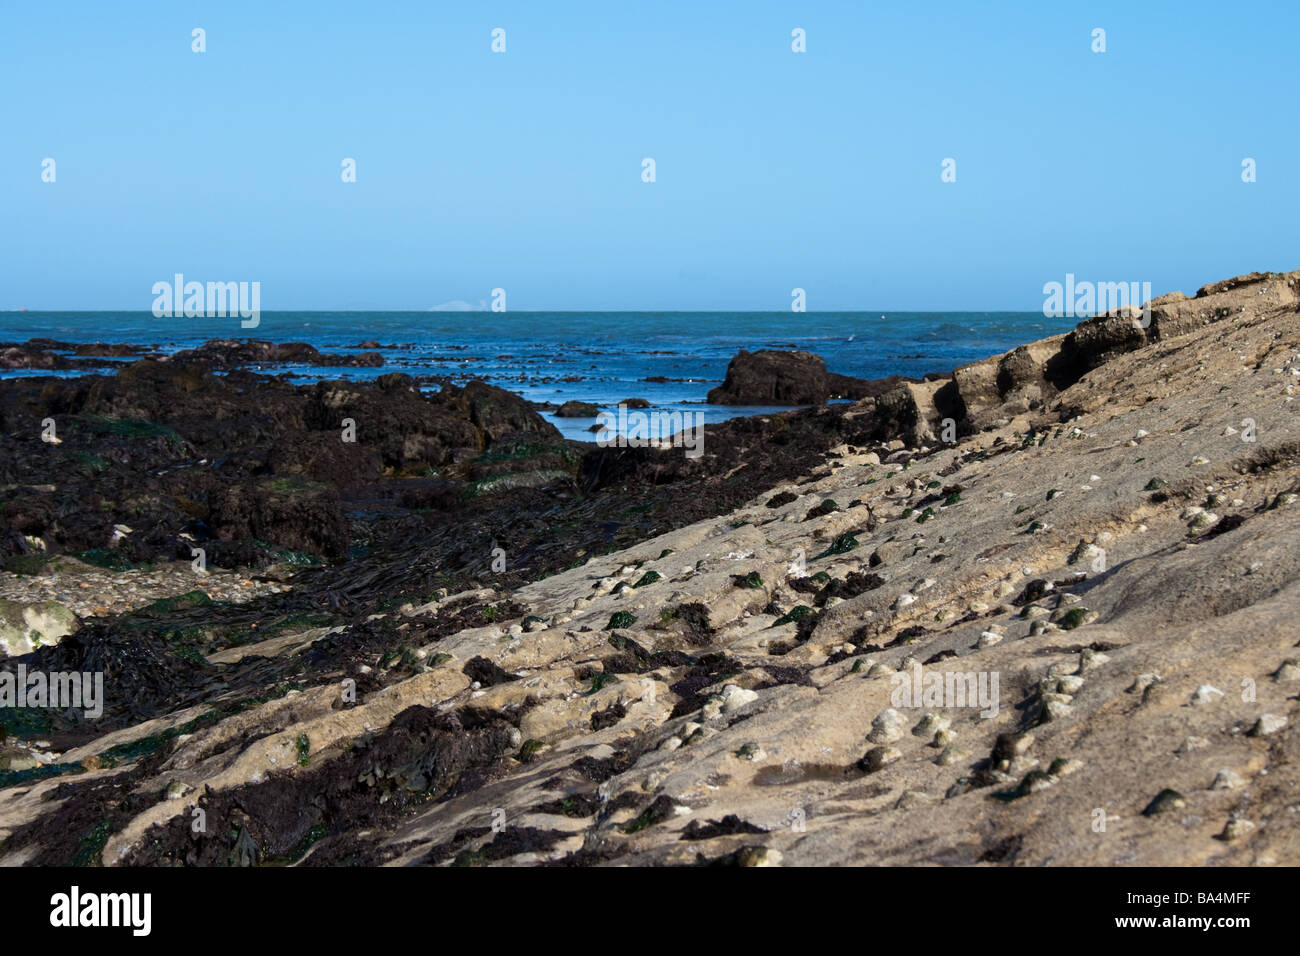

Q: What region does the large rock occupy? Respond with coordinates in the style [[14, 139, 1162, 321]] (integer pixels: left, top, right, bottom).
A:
[[305, 379, 480, 474], [446, 381, 563, 443], [206, 477, 350, 559], [707, 349, 906, 406], [305, 378, 562, 476], [554, 400, 600, 418], [950, 355, 1002, 428], [0, 598, 78, 657], [0, 357, 577, 570], [995, 337, 1065, 414], [1150, 271, 1300, 340], [1049, 313, 1150, 385], [0, 345, 73, 371], [869, 380, 949, 445]]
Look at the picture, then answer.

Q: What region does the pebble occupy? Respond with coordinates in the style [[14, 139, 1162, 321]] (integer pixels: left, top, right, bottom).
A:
[[1018, 769, 1055, 795], [1007, 754, 1038, 776], [911, 713, 950, 737], [868, 708, 907, 744], [1210, 769, 1243, 790], [859, 746, 901, 773], [165, 780, 190, 800], [733, 741, 766, 761], [1248, 714, 1287, 737], [1190, 685, 1224, 706], [720, 684, 759, 714], [1127, 673, 1161, 694], [1049, 757, 1082, 777], [1272, 659, 1300, 682], [1219, 817, 1255, 841], [994, 731, 1034, 760], [1042, 699, 1073, 722], [896, 789, 938, 809], [1047, 660, 1079, 678], [734, 847, 782, 867], [1055, 675, 1085, 695], [936, 744, 967, 766], [1078, 647, 1109, 673], [1142, 788, 1187, 816]]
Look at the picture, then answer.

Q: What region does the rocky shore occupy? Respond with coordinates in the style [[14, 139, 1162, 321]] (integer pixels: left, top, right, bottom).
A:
[[1, 269, 1297, 867]]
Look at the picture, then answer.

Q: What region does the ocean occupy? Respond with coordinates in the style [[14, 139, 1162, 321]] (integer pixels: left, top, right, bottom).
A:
[[0, 311, 1073, 441]]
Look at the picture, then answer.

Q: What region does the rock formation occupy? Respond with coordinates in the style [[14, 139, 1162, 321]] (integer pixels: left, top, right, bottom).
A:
[[706, 348, 910, 405], [1, 270, 1298, 867]]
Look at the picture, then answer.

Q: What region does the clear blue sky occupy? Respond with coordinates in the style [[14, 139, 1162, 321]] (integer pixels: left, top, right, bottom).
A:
[[2, 0, 1296, 311]]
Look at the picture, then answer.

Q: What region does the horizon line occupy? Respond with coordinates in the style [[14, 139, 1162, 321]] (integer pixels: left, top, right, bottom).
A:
[[2, 307, 1053, 315]]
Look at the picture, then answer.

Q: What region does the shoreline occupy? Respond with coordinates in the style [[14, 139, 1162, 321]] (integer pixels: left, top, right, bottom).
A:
[[0, 308, 1076, 432], [2, 269, 1299, 866]]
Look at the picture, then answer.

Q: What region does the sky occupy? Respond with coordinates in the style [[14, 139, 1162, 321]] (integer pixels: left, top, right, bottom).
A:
[[1, 0, 1297, 311]]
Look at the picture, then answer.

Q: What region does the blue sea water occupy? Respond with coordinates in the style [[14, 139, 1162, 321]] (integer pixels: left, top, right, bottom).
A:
[[0, 311, 1073, 441]]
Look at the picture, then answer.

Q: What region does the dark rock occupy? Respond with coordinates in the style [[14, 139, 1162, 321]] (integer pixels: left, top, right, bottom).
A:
[[555, 400, 600, 418], [679, 815, 766, 840], [0, 344, 74, 370], [706, 349, 907, 406], [463, 656, 520, 687], [1142, 788, 1187, 816], [169, 339, 385, 370]]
